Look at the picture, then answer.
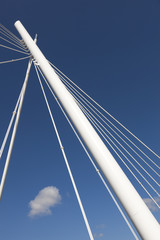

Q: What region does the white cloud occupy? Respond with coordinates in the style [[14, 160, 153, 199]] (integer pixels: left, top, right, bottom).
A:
[[143, 197, 160, 212], [94, 224, 105, 238], [94, 233, 104, 239], [28, 186, 61, 217]]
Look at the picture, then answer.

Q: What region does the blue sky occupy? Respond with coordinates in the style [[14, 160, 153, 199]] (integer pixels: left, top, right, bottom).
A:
[[0, 1, 160, 239]]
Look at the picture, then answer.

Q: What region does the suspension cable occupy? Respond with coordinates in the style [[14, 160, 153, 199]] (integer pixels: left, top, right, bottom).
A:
[[49, 61, 160, 160], [67, 87, 160, 188], [77, 100, 160, 197], [0, 35, 28, 52], [78, 104, 160, 208], [34, 63, 95, 240], [0, 29, 26, 51], [57, 70, 160, 171], [61, 76, 160, 174], [0, 72, 29, 159], [0, 56, 30, 65], [35, 64, 140, 240], [0, 43, 29, 55], [38, 62, 160, 209], [0, 24, 23, 45], [0, 57, 33, 200]]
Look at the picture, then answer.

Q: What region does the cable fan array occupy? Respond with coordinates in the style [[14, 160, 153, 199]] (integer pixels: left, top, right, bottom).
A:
[[33, 61, 140, 240], [33, 57, 160, 238], [0, 23, 30, 64], [47, 61, 160, 210], [33, 57, 158, 238], [0, 23, 33, 164]]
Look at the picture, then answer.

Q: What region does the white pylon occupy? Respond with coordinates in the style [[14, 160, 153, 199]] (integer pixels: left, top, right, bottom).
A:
[[15, 20, 160, 240]]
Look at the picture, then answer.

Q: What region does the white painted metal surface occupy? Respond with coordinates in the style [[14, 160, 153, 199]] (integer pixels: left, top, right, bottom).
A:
[[0, 57, 33, 200], [15, 20, 160, 240]]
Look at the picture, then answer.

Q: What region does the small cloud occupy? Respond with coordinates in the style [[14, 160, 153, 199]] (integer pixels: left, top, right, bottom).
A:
[[143, 197, 160, 212], [94, 224, 105, 238], [28, 186, 61, 217], [94, 233, 104, 239]]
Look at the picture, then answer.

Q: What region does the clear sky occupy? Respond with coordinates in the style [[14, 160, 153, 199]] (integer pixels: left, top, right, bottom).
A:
[[0, 1, 160, 239]]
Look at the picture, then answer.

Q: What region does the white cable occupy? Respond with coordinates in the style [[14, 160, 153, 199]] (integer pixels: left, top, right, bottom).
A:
[[35, 65, 140, 240], [0, 28, 26, 50], [77, 101, 160, 198], [34, 63, 94, 240], [0, 57, 33, 200], [0, 30, 26, 52], [0, 43, 29, 55], [60, 76, 160, 175], [0, 24, 23, 45], [38, 62, 160, 208], [58, 71, 160, 171], [0, 76, 28, 159], [0, 35, 28, 52], [36, 62, 159, 199], [49, 61, 160, 160], [79, 104, 160, 209], [68, 88, 160, 188], [0, 56, 30, 65]]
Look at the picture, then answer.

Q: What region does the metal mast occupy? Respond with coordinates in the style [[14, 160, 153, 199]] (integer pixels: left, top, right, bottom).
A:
[[14, 20, 160, 240]]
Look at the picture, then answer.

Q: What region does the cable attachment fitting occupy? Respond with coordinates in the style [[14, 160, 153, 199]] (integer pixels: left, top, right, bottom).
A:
[[13, 111, 16, 115], [33, 60, 39, 66], [60, 146, 64, 150]]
